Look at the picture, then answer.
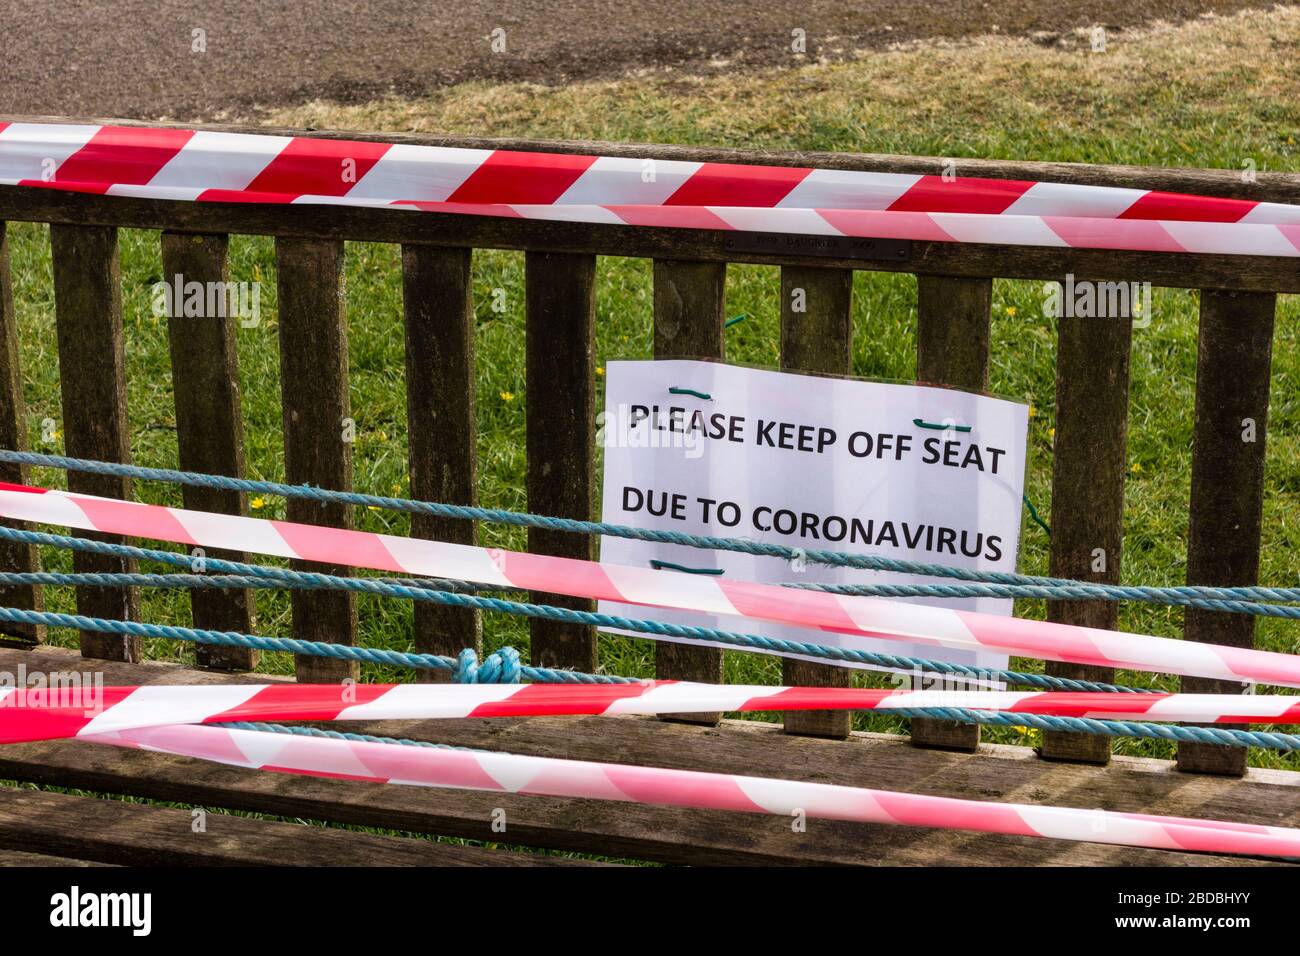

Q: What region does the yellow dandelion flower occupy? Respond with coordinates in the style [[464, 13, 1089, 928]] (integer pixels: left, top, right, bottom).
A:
[[596, 367, 605, 377], [1005, 306, 1017, 317], [500, 391, 515, 402], [1048, 427, 1056, 439], [1028, 406, 1037, 419], [1131, 461, 1143, 473], [250, 496, 266, 510]]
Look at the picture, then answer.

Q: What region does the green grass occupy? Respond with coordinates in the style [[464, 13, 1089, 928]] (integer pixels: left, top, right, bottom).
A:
[[5, 6, 1300, 769]]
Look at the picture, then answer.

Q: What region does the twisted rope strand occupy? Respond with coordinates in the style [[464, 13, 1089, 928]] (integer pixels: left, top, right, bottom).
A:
[[1, 604, 1291, 750], [784, 581, 1300, 620], [0, 605, 628, 685], [4, 455, 1298, 752], [0, 533, 1150, 693], [7, 449, 1300, 610]]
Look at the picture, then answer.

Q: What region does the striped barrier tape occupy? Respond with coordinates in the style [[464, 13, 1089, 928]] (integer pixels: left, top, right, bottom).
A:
[[83, 721, 1300, 860], [2, 681, 1298, 744], [3, 481, 1298, 687], [2, 122, 1299, 257]]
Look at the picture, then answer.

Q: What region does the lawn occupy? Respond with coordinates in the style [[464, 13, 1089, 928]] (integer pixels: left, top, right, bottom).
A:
[[4, 6, 1299, 769]]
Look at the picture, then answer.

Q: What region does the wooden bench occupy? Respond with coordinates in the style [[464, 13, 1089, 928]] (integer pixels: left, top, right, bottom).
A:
[[0, 645, 1294, 866], [0, 117, 1296, 865]]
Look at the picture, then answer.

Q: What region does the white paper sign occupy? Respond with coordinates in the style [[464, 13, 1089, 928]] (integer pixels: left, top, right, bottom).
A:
[[598, 359, 1031, 680]]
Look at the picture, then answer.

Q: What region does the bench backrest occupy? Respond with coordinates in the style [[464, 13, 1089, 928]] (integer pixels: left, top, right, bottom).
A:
[[0, 119, 1294, 773]]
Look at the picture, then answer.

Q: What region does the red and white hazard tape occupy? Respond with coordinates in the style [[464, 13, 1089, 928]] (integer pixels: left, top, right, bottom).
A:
[[80, 721, 1300, 859], [2, 681, 1297, 745], [3, 482, 1298, 687], [2, 122, 1298, 257]]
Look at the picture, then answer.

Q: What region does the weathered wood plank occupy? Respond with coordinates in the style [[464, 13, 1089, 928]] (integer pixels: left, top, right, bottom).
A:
[[780, 265, 853, 739], [652, 259, 726, 723], [0, 646, 1292, 868], [276, 237, 357, 683], [912, 274, 992, 752], [916, 274, 991, 390], [2, 188, 1294, 294], [0, 786, 602, 867], [1179, 290, 1276, 776], [0, 847, 113, 866], [1044, 310, 1134, 764], [402, 244, 480, 673], [160, 232, 257, 671], [652, 259, 725, 357], [525, 251, 597, 671], [0, 222, 44, 642], [49, 224, 139, 662]]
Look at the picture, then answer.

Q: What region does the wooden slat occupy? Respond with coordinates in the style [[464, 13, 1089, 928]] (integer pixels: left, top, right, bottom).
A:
[[0, 646, 1291, 868], [780, 265, 853, 739], [160, 232, 256, 671], [276, 237, 357, 682], [0, 848, 113, 866], [50, 224, 139, 662], [2, 188, 1296, 295], [525, 251, 597, 671], [0, 786, 600, 867], [652, 259, 726, 723], [1178, 290, 1276, 776], [402, 245, 480, 673], [652, 260, 725, 357], [1043, 310, 1134, 764], [0, 222, 44, 642], [912, 274, 992, 752], [916, 275, 992, 388]]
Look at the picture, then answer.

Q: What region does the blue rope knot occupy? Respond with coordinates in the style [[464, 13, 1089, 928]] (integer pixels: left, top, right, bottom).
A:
[[454, 646, 522, 684]]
